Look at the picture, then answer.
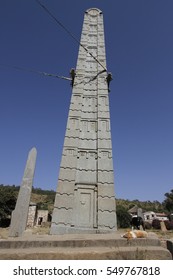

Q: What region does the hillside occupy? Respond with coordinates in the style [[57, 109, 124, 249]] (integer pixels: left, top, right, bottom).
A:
[[1, 184, 172, 229], [0, 184, 165, 214]]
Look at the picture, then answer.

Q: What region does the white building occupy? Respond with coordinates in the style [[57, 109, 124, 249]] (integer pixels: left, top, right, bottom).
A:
[[144, 211, 168, 222]]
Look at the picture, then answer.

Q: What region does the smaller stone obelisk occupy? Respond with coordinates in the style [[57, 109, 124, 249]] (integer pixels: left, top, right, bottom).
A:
[[9, 147, 37, 237]]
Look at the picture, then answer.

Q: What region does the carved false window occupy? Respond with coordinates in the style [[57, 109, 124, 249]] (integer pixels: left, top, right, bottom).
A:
[[101, 151, 109, 158], [81, 120, 88, 131], [88, 151, 97, 159], [100, 120, 107, 131], [100, 96, 106, 105], [80, 151, 87, 157], [69, 118, 78, 130], [73, 94, 81, 102], [90, 121, 97, 132], [66, 149, 74, 156]]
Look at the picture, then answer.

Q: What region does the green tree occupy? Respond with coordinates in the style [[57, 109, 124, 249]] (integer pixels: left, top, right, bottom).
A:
[[0, 185, 17, 226], [116, 206, 132, 228], [163, 189, 173, 212]]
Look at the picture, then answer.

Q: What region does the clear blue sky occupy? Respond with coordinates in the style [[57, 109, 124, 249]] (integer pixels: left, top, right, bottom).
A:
[[0, 0, 173, 202]]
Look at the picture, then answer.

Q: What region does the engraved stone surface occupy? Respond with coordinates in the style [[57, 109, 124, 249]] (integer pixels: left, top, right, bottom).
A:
[[9, 147, 37, 237], [50, 8, 117, 234]]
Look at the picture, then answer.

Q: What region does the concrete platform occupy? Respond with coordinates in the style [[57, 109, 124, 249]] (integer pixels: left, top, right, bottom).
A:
[[0, 232, 172, 260]]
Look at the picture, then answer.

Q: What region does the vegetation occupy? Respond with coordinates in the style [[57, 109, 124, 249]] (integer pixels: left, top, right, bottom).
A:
[[152, 219, 161, 230], [116, 198, 165, 213], [0, 184, 173, 229], [0, 184, 55, 226], [116, 206, 132, 228], [0, 185, 17, 226], [163, 189, 173, 212]]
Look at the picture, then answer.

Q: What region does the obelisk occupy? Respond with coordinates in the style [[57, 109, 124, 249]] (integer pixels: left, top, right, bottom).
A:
[[50, 8, 117, 234], [9, 147, 37, 237]]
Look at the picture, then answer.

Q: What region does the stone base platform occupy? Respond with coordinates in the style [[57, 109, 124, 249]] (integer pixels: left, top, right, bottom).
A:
[[167, 238, 173, 259], [0, 232, 172, 260]]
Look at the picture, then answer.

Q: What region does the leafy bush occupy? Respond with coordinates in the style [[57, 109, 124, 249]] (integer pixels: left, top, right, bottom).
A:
[[116, 207, 132, 228], [152, 219, 161, 229], [168, 214, 173, 221], [164, 220, 173, 230], [144, 221, 152, 230], [163, 189, 173, 212], [0, 186, 17, 227]]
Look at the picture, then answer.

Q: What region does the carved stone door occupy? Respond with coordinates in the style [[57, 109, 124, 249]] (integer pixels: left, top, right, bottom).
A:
[[74, 186, 96, 228]]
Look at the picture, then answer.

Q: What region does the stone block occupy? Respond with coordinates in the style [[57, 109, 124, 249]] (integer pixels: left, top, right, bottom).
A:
[[58, 168, 76, 181], [98, 197, 116, 212], [77, 157, 96, 171], [57, 181, 75, 195], [54, 193, 74, 209], [98, 158, 113, 171], [76, 170, 97, 183], [69, 109, 81, 117], [98, 211, 117, 229], [98, 184, 115, 197], [98, 139, 112, 149], [78, 139, 97, 150], [98, 111, 110, 118], [61, 155, 77, 169], [51, 208, 73, 225], [98, 170, 114, 184], [81, 111, 97, 119], [63, 136, 79, 147], [65, 130, 80, 138]]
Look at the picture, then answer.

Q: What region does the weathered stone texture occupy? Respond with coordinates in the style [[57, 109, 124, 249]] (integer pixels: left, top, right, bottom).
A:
[[26, 203, 37, 227], [9, 147, 37, 237], [50, 8, 117, 234]]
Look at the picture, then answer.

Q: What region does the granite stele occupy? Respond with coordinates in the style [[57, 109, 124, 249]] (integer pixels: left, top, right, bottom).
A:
[[50, 8, 117, 234], [9, 147, 37, 237]]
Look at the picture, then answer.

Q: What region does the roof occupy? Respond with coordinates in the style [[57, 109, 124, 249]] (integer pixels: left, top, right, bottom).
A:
[[128, 205, 138, 214]]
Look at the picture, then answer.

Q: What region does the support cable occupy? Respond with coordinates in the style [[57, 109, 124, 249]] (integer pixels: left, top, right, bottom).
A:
[[0, 3, 111, 86], [35, 0, 107, 72], [0, 64, 72, 81]]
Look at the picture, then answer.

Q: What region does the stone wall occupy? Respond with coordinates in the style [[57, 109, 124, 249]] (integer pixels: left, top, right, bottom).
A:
[[27, 204, 37, 227], [36, 210, 49, 226]]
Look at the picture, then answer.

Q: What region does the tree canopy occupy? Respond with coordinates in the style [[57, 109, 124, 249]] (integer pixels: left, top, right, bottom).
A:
[[0, 184, 173, 228], [163, 189, 173, 212], [0, 185, 17, 226]]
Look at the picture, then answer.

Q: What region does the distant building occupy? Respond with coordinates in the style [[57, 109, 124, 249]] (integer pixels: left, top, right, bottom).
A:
[[27, 202, 37, 227], [155, 212, 169, 221], [128, 206, 144, 219], [143, 211, 168, 222], [143, 211, 157, 222], [128, 205, 138, 216], [36, 210, 49, 226], [128, 207, 169, 223], [26, 202, 50, 227]]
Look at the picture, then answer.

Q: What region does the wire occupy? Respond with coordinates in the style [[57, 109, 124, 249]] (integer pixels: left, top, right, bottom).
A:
[[0, 64, 72, 81], [0, 3, 109, 86], [35, 0, 107, 72]]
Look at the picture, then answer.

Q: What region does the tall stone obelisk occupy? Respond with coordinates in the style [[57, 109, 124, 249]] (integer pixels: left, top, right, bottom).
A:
[[9, 147, 37, 237], [50, 8, 117, 234]]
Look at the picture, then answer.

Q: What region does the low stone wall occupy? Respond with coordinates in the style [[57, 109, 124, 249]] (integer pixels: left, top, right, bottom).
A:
[[0, 233, 172, 260], [167, 239, 173, 258]]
